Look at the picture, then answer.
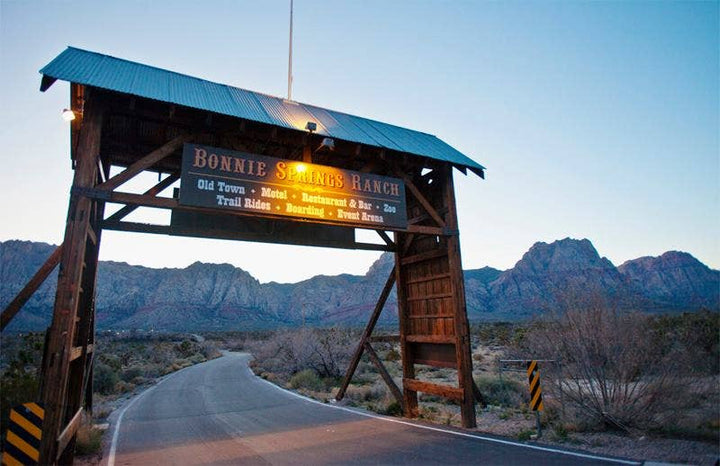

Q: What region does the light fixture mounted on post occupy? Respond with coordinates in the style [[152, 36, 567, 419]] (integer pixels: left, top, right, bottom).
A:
[[305, 121, 317, 133], [61, 108, 76, 122]]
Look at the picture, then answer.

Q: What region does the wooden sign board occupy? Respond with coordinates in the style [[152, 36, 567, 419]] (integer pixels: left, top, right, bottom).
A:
[[179, 143, 408, 229]]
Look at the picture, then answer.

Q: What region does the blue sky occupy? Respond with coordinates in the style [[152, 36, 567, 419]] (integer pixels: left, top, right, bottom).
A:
[[0, 0, 717, 283]]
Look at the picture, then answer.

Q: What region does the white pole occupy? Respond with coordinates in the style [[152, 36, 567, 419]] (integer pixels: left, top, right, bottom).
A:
[[288, 0, 293, 100]]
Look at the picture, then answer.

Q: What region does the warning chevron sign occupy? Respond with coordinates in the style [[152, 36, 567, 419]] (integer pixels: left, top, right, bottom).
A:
[[2, 402, 44, 466], [526, 360, 544, 412]]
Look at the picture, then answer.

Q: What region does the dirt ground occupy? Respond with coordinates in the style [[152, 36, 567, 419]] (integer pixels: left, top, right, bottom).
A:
[[473, 406, 719, 466]]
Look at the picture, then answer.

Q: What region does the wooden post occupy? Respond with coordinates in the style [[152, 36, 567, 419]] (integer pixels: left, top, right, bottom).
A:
[[441, 164, 477, 428], [395, 234, 418, 418], [39, 92, 103, 465]]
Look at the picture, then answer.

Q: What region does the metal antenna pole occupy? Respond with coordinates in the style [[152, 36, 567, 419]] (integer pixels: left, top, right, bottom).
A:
[[288, 0, 293, 100]]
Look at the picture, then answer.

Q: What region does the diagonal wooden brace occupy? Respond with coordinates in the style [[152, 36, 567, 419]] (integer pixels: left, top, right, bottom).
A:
[[336, 266, 396, 400], [1, 244, 63, 331], [97, 134, 193, 191], [104, 172, 179, 223], [392, 166, 446, 228]]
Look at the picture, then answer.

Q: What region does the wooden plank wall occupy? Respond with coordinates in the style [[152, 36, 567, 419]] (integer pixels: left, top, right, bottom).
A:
[[396, 164, 476, 427]]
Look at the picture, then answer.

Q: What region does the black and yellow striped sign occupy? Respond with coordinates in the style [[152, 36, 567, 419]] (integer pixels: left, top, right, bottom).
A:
[[2, 402, 44, 466], [526, 360, 544, 411]]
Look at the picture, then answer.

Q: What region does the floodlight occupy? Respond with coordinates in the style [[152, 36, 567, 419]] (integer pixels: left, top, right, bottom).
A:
[[61, 108, 76, 122]]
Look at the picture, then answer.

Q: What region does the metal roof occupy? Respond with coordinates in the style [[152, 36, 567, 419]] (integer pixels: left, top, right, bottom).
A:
[[40, 47, 484, 176]]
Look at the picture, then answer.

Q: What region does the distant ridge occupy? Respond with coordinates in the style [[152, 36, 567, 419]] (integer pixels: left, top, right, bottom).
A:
[[1, 238, 717, 331]]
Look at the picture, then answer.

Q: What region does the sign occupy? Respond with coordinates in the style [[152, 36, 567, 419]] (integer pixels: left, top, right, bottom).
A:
[[2, 402, 44, 465], [179, 143, 407, 229], [526, 360, 544, 411]]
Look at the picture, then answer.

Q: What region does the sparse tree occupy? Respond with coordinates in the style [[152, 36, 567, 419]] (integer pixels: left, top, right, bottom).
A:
[[517, 293, 692, 431]]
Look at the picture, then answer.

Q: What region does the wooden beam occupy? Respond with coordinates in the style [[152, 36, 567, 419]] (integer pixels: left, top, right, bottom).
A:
[[405, 225, 446, 236], [68, 344, 93, 362], [364, 342, 403, 407], [336, 267, 396, 401], [405, 272, 451, 285], [102, 221, 171, 235], [393, 167, 445, 228], [56, 408, 83, 461], [406, 292, 454, 302], [375, 230, 395, 249], [400, 249, 448, 266], [104, 172, 179, 223], [69, 346, 82, 362], [407, 207, 449, 226], [403, 378, 464, 401], [78, 189, 179, 210], [101, 220, 394, 252], [368, 334, 400, 343], [406, 335, 457, 344], [1, 244, 63, 331], [97, 134, 192, 191]]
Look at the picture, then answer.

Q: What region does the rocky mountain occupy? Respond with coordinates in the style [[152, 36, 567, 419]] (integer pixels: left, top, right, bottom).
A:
[[618, 251, 720, 311], [478, 238, 636, 319], [1, 238, 717, 331]]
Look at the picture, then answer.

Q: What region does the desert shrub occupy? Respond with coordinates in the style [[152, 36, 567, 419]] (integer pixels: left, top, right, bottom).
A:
[[518, 298, 693, 431], [345, 382, 385, 402], [93, 361, 119, 395], [475, 374, 525, 407], [0, 333, 44, 432], [384, 348, 401, 361], [115, 380, 135, 393], [382, 401, 402, 416], [175, 340, 200, 358], [98, 353, 122, 372], [120, 367, 143, 382], [249, 327, 355, 379], [475, 322, 522, 346], [74, 413, 103, 456], [200, 341, 223, 360], [0, 370, 40, 436], [649, 311, 719, 375], [289, 369, 323, 391]]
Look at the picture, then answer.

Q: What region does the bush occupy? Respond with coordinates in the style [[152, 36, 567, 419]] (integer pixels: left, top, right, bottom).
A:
[[384, 348, 401, 361], [248, 327, 355, 379], [74, 414, 103, 456], [289, 369, 323, 391], [518, 298, 693, 431], [93, 361, 119, 395], [120, 367, 143, 382], [475, 375, 525, 407], [344, 382, 385, 403], [382, 401, 402, 416]]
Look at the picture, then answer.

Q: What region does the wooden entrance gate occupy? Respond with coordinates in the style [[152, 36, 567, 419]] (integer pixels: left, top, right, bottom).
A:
[[1, 47, 485, 464]]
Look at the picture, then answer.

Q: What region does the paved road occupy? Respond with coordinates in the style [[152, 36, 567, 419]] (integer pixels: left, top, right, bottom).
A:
[[106, 353, 638, 466]]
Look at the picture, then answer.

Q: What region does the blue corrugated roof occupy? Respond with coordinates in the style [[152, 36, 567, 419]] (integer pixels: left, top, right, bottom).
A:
[[40, 47, 484, 176]]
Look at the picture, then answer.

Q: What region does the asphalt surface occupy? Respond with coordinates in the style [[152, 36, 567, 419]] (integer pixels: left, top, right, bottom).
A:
[[106, 353, 639, 466]]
